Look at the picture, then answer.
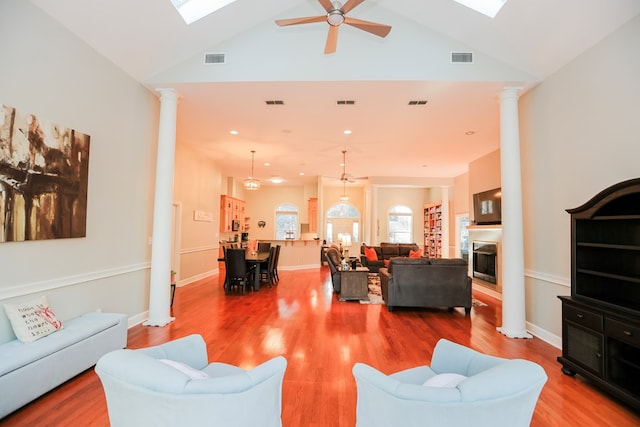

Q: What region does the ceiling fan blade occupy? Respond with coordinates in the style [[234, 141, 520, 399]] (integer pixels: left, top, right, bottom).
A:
[[342, 0, 366, 14], [324, 25, 339, 54], [344, 17, 391, 38], [275, 15, 327, 27], [317, 0, 335, 13]]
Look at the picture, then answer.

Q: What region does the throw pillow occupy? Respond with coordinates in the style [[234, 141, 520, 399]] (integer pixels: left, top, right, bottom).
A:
[[409, 249, 423, 258], [3, 296, 64, 343], [158, 359, 210, 380], [422, 373, 467, 388], [364, 246, 378, 261]]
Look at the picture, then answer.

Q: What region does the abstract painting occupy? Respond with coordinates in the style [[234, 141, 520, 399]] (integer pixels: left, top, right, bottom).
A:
[[0, 104, 90, 242]]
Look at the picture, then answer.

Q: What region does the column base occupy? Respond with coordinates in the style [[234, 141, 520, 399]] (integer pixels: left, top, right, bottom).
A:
[[143, 316, 175, 327], [496, 326, 532, 339]]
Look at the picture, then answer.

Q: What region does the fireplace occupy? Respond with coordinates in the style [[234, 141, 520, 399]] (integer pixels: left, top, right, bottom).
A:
[[472, 241, 497, 284]]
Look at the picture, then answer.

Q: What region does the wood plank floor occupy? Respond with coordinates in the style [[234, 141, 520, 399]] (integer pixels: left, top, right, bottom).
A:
[[2, 267, 640, 426]]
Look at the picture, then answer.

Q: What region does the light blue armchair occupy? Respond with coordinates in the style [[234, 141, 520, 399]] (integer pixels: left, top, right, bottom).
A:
[[352, 339, 547, 427], [95, 334, 287, 427]]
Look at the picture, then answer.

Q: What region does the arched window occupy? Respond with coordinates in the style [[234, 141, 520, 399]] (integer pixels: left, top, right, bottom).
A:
[[275, 203, 298, 240], [388, 205, 412, 243], [326, 203, 360, 244]]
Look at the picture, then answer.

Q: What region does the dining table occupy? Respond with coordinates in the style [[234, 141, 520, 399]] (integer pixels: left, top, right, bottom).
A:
[[218, 249, 270, 292]]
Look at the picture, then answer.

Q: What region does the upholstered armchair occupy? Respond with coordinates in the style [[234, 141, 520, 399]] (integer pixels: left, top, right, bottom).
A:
[[352, 338, 547, 427], [325, 246, 343, 293], [95, 334, 287, 427]]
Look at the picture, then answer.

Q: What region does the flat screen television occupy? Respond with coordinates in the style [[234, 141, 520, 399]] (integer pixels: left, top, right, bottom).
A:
[[473, 187, 502, 225]]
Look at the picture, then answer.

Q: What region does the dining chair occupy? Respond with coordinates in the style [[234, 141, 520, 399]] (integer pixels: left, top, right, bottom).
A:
[[225, 248, 252, 295], [259, 246, 277, 287], [273, 245, 281, 282]]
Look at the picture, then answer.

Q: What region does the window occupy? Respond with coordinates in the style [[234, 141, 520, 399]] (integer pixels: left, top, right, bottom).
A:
[[275, 203, 298, 240], [326, 203, 360, 244], [388, 205, 412, 243]]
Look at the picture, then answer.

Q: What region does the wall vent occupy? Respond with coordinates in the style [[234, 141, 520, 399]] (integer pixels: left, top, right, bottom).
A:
[[204, 53, 226, 64], [337, 100, 355, 105], [265, 100, 284, 105], [451, 52, 473, 64], [408, 100, 428, 105]]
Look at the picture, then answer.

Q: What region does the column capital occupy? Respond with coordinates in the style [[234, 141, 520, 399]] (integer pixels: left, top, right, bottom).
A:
[[155, 87, 179, 102], [500, 86, 523, 101]]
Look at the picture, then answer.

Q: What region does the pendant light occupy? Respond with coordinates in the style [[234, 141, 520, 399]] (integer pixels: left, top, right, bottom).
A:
[[339, 150, 349, 202], [243, 150, 260, 190]]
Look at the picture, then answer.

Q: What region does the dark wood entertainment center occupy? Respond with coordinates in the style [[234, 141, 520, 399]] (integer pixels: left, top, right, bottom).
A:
[[558, 177, 640, 410]]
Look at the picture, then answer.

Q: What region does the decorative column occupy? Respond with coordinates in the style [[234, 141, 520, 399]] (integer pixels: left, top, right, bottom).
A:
[[144, 88, 178, 327], [440, 186, 450, 258], [497, 87, 531, 339]]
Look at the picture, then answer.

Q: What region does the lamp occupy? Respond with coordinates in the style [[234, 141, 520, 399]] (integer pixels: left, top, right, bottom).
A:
[[243, 150, 260, 191]]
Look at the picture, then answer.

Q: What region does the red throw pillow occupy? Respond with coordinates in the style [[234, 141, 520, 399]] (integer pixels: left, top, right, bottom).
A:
[[409, 249, 423, 258], [364, 246, 378, 261]]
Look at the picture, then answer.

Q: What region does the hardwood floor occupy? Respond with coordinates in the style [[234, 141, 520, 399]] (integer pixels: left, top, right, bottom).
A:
[[2, 267, 640, 426]]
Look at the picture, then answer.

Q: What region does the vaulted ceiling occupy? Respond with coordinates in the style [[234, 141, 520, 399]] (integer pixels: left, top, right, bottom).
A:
[[30, 0, 640, 186]]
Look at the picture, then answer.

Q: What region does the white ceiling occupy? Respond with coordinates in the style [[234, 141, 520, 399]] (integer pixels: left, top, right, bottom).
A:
[[30, 0, 640, 186]]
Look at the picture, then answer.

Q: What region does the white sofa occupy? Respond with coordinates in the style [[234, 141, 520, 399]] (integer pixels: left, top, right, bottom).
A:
[[0, 309, 128, 418]]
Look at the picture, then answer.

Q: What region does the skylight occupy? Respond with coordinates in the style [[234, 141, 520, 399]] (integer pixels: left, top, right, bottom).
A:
[[170, 0, 238, 25], [453, 0, 508, 18]]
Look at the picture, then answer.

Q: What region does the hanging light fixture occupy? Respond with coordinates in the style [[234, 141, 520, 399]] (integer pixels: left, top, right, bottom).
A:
[[340, 180, 349, 202], [339, 150, 349, 202], [243, 150, 260, 190]]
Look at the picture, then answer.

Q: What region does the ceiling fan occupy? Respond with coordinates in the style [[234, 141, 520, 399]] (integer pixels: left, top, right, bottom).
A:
[[338, 150, 366, 183], [275, 0, 392, 54]]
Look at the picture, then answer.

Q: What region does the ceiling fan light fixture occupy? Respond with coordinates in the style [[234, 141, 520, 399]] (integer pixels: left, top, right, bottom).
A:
[[243, 150, 260, 190], [327, 10, 344, 26]]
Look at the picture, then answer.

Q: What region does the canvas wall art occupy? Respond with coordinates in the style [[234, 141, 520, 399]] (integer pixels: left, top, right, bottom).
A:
[[0, 104, 90, 242]]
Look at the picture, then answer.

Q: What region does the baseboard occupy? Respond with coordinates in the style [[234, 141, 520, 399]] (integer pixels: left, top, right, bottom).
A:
[[527, 321, 562, 349], [127, 311, 149, 329]]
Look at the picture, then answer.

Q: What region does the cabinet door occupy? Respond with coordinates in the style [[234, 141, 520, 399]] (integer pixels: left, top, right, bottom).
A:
[[565, 322, 604, 376]]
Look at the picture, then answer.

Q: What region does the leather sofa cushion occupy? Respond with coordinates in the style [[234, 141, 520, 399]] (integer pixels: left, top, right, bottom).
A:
[[429, 258, 468, 266], [380, 243, 399, 258], [398, 243, 419, 257], [387, 257, 431, 274]]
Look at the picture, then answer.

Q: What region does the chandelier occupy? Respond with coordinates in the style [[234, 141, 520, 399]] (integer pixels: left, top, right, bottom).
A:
[[243, 150, 260, 190]]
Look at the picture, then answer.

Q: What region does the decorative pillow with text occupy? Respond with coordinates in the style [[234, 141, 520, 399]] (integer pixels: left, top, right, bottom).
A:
[[4, 296, 64, 343]]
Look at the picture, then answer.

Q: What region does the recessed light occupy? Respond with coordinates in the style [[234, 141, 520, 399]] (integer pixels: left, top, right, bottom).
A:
[[230, 130, 238, 135], [264, 162, 270, 166], [270, 176, 284, 184], [344, 130, 352, 135], [299, 172, 305, 176]]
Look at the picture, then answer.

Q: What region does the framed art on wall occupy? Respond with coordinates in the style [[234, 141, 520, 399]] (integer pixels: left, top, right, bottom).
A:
[[0, 104, 90, 242]]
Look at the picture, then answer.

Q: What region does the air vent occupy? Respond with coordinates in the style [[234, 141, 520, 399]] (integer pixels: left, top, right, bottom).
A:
[[337, 100, 355, 105], [204, 53, 226, 64], [408, 100, 428, 105], [451, 52, 473, 64], [265, 100, 284, 105]]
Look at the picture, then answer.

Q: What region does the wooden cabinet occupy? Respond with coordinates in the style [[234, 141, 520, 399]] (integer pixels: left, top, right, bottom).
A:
[[308, 197, 318, 233], [423, 202, 442, 258], [559, 296, 640, 409], [220, 195, 246, 233], [558, 177, 640, 410]]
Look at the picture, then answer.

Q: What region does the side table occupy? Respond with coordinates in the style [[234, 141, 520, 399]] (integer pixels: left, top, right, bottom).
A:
[[340, 267, 370, 301]]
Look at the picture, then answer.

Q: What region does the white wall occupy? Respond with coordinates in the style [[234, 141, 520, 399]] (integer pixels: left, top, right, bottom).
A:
[[519, 15, 640, 341], [0, 1, 158, 325], [173, 143, 223, 284]]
